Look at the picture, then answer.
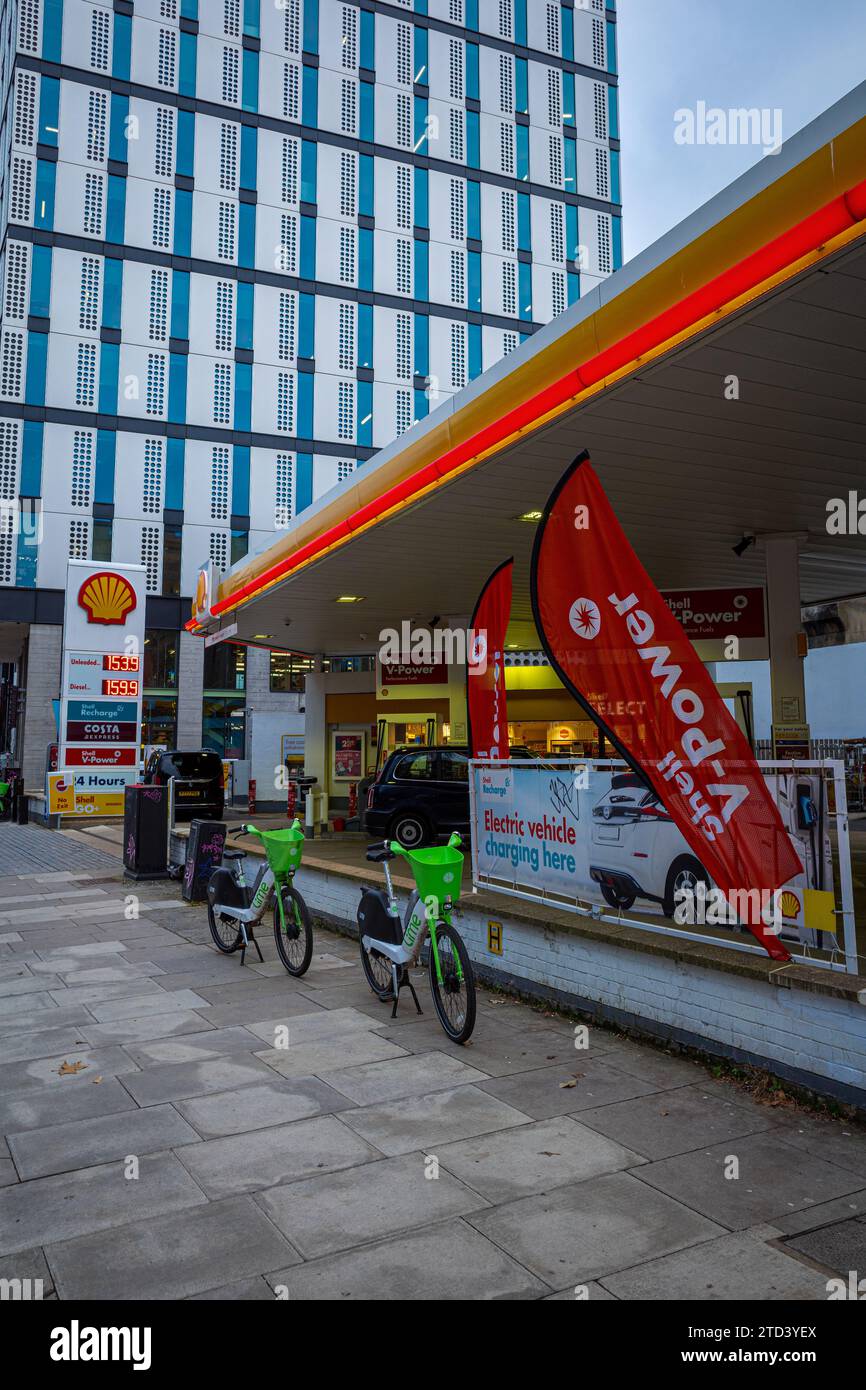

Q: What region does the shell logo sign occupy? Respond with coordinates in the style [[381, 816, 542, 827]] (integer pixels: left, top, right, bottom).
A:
[[78, 572, 137, 627]]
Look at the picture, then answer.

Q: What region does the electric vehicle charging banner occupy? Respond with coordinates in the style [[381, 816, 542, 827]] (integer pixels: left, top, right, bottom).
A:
[[467, 557, 513, 761], [529, 454, 803, 961]]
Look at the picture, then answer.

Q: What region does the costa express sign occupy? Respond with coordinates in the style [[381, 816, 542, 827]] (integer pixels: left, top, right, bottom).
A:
[[78, 571, 137, 626]]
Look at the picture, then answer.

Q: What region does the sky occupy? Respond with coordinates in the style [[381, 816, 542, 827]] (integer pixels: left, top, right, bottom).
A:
[[617, 0, 866, 260]]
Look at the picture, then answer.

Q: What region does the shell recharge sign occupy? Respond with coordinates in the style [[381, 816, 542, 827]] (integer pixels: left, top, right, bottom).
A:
[[56, 561, 146, 815]]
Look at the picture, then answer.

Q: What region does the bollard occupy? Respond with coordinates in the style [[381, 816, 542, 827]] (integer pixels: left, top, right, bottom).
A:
[[348, 782, 357, 819], [248, 779, 256, 815], [304, 787, 315, 837]]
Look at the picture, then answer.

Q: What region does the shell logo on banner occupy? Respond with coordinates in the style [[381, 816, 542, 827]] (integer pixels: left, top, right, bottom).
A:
[[78, 572, 138, 627]]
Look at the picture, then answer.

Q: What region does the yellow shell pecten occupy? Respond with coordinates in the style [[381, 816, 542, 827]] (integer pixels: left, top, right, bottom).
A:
[[78, 572, 137, 626]]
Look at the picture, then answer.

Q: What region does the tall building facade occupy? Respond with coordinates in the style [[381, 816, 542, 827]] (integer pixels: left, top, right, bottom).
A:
[[0, 0, 621, 785]]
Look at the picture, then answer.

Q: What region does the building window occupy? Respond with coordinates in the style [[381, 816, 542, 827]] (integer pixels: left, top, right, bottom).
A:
[[149, 268, 169, 341], [396, 312, 412, 381], [86, 91, 108, 163], [270, 651, 314, 693], [217, 201, 236, 260], [143, 438, 164, 514], [275, 453, 294, 526], [337, 302, 355, 371], [339, 225, 356, 284], [75, 342, 97, 407], [78, 257, 100, 332], [83, 173, 105, 236], [283, 61, 300, 121], [281, 137, 299, 204], [90, 8, 110, 71], [71, 431, 94, 508], [154, 107, 175, 178], [212, 363, 232, 424], [210, 446, 230, 520], [449, 178, 465, 242], [450, 321, 467, 389], [146, 353, 166, 415], [278, 291, 296, 362], [157, 28, 177, 88], [214, 280, 234, 352], [92, 519, 113, 563], [337, 379, 354, 440], [501, 190, 516, 253], [140, 525, 161, 593], [152, 187, 172, 249], [276, 371, 295, 432]]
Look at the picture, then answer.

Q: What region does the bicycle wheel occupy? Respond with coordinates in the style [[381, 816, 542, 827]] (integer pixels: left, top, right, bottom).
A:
[[359, 932, 394, 1000], [273, 882, 314, 977], [428, 921, 476, 1044], [208, 901, 242, 954]]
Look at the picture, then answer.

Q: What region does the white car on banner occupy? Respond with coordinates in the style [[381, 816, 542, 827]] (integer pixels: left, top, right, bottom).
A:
[[589, 769, 832, 944]]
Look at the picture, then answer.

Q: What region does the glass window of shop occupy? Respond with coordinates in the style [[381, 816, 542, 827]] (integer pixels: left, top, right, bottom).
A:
[[141, 695, 178, 751], [204, 642, 246, 692], [270, 652, 314, 693], [142, 630, 179, 752], [202, 698, 245, 759]]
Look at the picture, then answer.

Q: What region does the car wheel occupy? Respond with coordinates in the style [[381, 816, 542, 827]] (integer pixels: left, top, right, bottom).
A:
[[389, 811, 431, 849], [663, 855, 711, 918], [600, 883, 636, 911]]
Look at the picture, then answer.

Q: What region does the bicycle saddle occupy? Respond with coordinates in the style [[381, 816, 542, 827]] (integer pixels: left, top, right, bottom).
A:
[[222, 848, 246, 861], [366, 845, 395, 863]]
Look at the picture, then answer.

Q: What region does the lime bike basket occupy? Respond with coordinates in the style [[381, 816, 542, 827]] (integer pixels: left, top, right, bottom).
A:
[[397, 842, 464, 915], [254, 822, 305, 878]]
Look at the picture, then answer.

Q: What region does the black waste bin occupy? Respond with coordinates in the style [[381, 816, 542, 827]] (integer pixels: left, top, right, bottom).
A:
[[182, 819, 227, 902], [123, 784, 169, 880]]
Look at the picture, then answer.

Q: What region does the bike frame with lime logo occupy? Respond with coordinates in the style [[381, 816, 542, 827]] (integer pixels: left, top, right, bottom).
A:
[[210, 820, 305, 943], [362, 832, 466, 986]]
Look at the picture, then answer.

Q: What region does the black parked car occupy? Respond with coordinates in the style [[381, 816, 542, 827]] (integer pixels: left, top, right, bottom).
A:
[[142, 749, 225, 821], [364, 745, 533, 849]]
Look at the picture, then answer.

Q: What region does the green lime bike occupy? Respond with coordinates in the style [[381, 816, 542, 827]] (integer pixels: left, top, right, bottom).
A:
[[358, 832, 476, 1044], [206, 819, 313, 976]]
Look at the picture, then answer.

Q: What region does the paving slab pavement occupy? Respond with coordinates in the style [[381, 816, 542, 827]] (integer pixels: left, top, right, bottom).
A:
[[0, 822, 862, 1301]]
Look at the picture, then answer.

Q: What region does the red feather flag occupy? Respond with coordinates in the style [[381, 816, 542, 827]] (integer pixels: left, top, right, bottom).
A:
[[530, 453, 802, 961], [467, 558, 513, 760]]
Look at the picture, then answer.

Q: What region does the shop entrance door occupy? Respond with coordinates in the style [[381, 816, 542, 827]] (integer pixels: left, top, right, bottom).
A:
[[374, 712, 438, 777]]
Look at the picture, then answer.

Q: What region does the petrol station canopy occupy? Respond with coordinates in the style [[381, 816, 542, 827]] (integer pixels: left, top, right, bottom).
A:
[[191, 82, 866, 655]]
